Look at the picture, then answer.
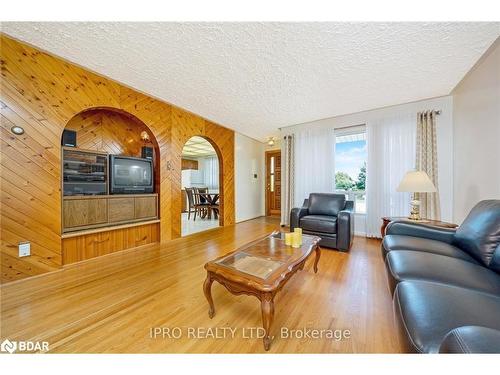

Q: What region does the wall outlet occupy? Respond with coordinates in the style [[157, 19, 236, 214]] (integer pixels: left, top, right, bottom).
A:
[[19, 242, 30, 257]]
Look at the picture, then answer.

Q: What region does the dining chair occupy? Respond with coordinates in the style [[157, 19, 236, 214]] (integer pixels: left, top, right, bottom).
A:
[[185, 188, 197, 220], [197, 187, 209, 204], [192, 187, 210, 221]]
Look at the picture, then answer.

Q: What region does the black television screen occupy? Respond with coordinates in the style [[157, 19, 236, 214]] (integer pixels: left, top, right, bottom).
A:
[[110, 155, 153, 194]]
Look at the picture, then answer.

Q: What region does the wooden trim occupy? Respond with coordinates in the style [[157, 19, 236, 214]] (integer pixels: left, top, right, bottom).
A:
[[61, 219, 160, 239]]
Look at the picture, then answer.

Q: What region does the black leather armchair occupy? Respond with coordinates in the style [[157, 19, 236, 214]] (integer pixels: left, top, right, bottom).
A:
[[290, 193, 354, 251]]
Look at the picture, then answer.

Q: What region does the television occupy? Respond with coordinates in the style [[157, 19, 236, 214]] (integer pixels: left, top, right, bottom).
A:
[[109, 155, 154, 194]]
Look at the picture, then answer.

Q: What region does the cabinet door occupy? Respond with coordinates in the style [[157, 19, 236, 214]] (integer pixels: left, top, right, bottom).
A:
[[63, 200, 89, 228], [135, 196, 157, 219], [181, 158, 198, 170], [108, 198, 135, 223], [63, 198, 108, 229], [87, 199, 108, 225]]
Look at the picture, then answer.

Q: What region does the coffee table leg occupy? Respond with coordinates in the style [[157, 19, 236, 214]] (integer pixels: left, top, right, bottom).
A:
[[203, 272, 215, 318], [261, 293, 275, 351], [314, 245, 321, 273]]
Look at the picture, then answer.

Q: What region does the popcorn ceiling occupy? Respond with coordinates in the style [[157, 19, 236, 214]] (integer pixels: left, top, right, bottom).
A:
[[3, 22, 498, 141]]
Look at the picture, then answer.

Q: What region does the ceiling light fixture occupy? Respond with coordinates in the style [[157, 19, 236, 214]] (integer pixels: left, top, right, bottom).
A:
[[11, 126, 25, 135], [267, 137, 275, 146]]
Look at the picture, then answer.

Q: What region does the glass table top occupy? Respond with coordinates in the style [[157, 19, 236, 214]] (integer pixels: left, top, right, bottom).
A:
[[217, 252, 284, 279], [214, 232, 318, 279]]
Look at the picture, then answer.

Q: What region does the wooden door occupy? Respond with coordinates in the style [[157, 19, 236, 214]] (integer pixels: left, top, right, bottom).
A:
[[265, 150, 281, 216]]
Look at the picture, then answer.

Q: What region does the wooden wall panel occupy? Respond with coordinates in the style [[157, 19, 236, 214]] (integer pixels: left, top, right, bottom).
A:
[[65, 109, 157, 157], [62, 222, 160, 265], [0, 34, 235, 283]]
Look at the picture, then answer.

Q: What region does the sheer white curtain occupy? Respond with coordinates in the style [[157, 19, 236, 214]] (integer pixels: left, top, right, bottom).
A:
[[366, 113, 416, 237], [293, 127, 335, 207], [202, 156, 219, 190]]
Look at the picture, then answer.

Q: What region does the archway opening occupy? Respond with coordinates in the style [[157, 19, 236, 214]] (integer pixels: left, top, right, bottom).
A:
[[181, 136, 221, 236]]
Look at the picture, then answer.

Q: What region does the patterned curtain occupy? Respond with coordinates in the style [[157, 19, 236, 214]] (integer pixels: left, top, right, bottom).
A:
[[416, 111, 441, 220], [280, 134, 294, 226]]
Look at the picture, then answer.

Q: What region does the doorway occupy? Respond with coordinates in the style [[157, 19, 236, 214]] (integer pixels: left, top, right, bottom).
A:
[[265, 150, 281, 216], [181, 136, 221, 236]]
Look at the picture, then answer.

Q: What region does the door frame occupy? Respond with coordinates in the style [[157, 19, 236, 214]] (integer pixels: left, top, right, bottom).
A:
[[265, 150, 281, 216]]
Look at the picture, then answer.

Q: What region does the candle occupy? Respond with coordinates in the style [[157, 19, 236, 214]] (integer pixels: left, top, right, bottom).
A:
[[294, 227, 303, 244], [291, 232, 301, 248], [285, 232, 293, 246]]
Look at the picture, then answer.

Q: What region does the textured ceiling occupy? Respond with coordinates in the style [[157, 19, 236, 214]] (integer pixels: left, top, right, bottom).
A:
[[2, 22, 499, 141]]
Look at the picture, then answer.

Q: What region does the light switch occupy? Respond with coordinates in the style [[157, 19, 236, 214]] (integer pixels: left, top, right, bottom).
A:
[[19, 242, 30, 257]]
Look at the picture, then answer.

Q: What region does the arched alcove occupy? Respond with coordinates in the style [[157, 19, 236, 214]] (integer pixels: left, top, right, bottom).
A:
[[60, 107, 162, 264], [64, 107, 161, 195]]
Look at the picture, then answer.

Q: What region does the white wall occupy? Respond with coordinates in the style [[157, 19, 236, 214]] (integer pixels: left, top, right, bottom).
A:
[[281, 96, 455, 233], [235, 133, 266, 222], [452, 39, 500, 223]]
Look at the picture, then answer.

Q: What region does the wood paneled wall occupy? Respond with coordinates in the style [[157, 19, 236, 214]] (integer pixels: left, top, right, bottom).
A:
[[65, 109, 157, 157], [0, 34, 235, 283]]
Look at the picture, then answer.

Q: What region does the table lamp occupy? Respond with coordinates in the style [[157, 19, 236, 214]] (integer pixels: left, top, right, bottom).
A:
[[396, 170, 437, 221]]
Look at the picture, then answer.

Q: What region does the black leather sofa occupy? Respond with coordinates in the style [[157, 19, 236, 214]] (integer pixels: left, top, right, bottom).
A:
[[381, 200, 500, 353], [290, 193, 354, 251]]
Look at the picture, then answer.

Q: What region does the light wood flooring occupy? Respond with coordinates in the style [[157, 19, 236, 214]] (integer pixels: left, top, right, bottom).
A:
[[0, 217, 402, 353]]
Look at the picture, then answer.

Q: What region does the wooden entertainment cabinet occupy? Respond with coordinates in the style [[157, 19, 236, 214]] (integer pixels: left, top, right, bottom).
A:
[[62, 147, 159, 234], [62, 194, 158, 233]]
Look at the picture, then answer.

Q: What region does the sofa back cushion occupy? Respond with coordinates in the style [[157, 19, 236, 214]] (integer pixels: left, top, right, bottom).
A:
[[308, 193, 346, 216], [454, 200, 500, 271]]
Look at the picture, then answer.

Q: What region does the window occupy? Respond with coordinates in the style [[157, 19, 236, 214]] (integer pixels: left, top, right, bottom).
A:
[[334, 125, 367, 214]]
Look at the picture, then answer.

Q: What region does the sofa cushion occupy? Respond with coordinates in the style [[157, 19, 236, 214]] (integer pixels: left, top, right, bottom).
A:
[[454, 200, 500, 271], [308, 193, 345, 216], [382, 235, 478, 264], [439, 326, 500, 353], [386, 251, 500, 296], [394, 281, 500, 353], [300, 215, 337, 234]]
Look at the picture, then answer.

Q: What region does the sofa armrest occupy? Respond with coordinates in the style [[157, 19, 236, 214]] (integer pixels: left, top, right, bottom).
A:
[[385, 221, 456, 244], [439, 326, 500, 354], [290, 199, 309, 231], [336, 201, 354, 251]]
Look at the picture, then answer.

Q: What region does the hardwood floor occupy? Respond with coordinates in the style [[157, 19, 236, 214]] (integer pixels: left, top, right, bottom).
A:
[[0, 217, 402, 353]]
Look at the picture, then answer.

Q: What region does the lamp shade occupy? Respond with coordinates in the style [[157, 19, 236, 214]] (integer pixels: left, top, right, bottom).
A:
[[396, 170, 437, 193]]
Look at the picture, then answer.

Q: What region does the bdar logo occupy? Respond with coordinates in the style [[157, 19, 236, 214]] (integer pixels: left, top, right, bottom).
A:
[[1, 339, 17, 354]]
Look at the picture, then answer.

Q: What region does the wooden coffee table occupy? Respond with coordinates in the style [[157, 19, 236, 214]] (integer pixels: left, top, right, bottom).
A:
[[203, 231, 321, 351]]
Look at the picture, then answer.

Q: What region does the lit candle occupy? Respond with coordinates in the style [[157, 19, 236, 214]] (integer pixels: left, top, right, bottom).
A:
[[285, 232, 293, 246]]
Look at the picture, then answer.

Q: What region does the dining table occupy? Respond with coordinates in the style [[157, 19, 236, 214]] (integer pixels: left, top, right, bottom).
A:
[[194, 192, 220, 219]]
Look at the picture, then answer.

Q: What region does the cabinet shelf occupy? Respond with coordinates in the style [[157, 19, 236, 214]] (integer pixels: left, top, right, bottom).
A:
[[63, 148, 109, 196]]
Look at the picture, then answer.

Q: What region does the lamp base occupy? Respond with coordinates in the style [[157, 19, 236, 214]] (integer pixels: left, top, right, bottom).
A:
[[408, 199, 421, 221]]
